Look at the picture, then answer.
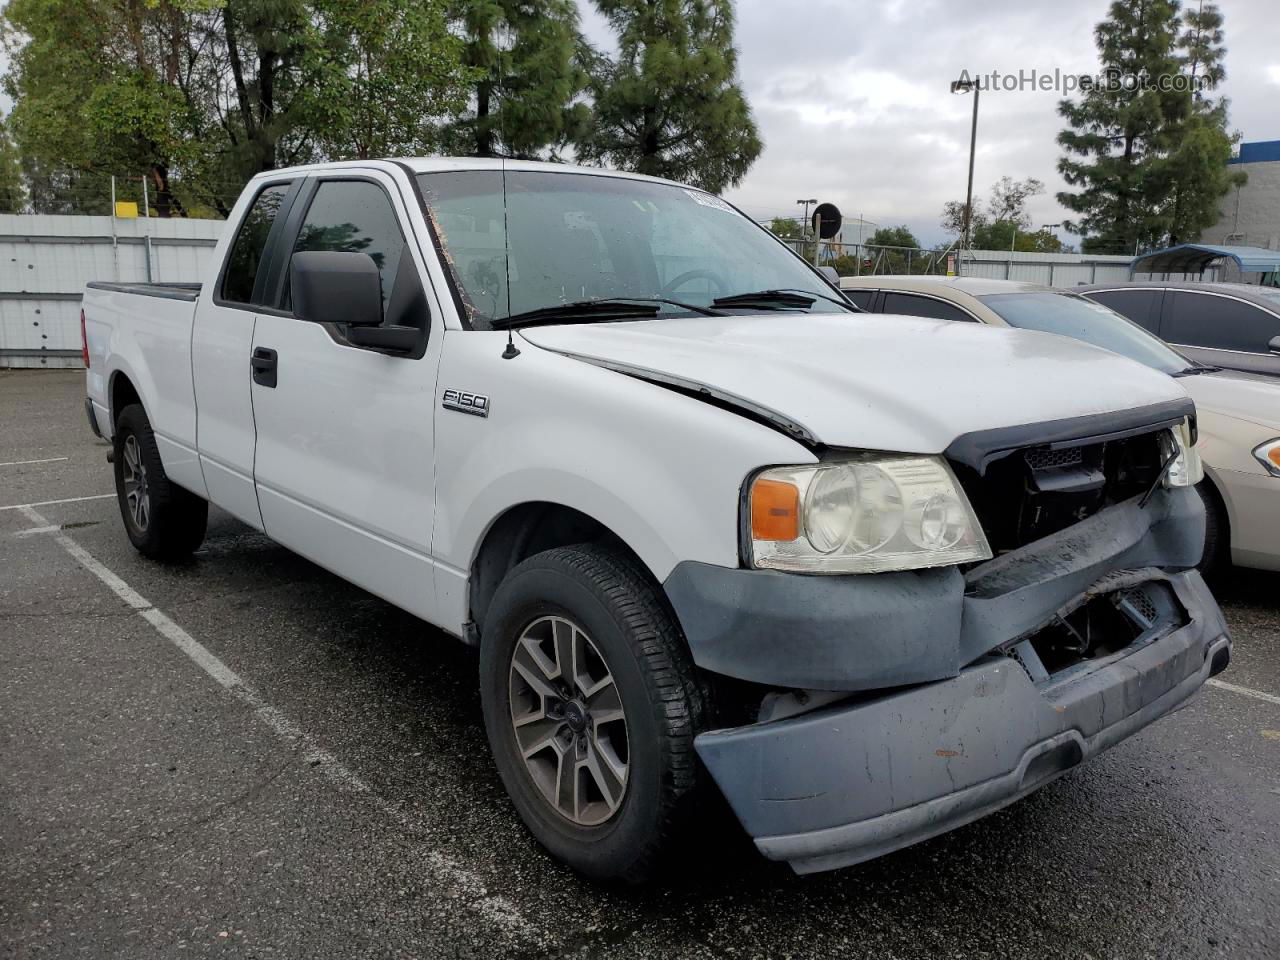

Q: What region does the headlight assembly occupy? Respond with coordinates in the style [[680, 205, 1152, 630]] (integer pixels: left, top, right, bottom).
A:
[[747, 455, 992, 574], [1161, 418, 1203, 488]]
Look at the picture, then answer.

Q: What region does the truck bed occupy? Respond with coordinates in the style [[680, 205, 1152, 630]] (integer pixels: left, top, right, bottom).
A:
[[85, 281, 201, 302]]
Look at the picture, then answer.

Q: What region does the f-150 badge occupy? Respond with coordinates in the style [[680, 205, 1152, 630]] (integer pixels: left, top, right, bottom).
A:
[[442, 389, 489, 418]]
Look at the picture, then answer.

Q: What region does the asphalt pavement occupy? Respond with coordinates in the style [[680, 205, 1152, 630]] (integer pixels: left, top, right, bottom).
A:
[[2, 369, 1279, 959]]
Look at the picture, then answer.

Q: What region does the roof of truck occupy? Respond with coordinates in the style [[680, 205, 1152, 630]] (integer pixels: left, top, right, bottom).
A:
[[254, 157, 689, 190]]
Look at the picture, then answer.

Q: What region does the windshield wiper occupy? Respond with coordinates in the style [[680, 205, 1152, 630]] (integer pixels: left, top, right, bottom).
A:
[[489, 297, 722, 331], [712, 289, 816, 310], [711, 287, 857, 312], [1173, 364, 1222, 377]]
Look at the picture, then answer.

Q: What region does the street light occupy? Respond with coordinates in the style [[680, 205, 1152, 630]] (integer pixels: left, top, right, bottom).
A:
[[950, 77, 980, 267], [796, 198, 818, 224]]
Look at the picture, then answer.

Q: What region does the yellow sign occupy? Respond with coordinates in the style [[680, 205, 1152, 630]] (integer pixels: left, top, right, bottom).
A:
[[114, 201, 139, 218]]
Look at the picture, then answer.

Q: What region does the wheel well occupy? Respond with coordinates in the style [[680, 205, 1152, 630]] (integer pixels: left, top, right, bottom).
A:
[[468, 503, 643, 638], [109, 372, 141, 429]]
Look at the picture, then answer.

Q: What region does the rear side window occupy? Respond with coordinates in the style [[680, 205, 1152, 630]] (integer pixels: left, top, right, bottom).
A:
[[1164, 291, 1280, 353], [842, 289, 876, 310], [881, 291, 975, 322], [290, 180, 406, 313], [1085, 289, 1161, 333], [220, 183, 291, 304]]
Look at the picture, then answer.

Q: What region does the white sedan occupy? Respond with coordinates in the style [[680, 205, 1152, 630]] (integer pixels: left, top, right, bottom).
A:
[[840, 275, 1280, 572]]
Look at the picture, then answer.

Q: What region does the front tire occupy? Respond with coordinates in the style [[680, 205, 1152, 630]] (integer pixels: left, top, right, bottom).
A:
[[1196, 480, 1229, 576], [113, 403, 208, 561], [479, 545, 705, 882]]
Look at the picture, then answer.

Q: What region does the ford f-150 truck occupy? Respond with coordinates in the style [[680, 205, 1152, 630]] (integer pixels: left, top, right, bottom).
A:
[[81, 159, 1230, 881]]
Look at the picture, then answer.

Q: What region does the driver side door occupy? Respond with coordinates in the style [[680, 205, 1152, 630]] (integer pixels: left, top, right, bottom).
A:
[[248, 171, 446, 622]]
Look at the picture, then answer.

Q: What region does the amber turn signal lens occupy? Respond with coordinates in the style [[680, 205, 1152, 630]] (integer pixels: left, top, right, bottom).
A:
[[751, 477, 800, 541], [1269, 447, 1280, 470]]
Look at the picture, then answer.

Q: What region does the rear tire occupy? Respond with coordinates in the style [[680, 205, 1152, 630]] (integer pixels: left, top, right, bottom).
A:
[[1196, 480, 1229, 576], [479, 544, 705, 882], [113, 403, 208, 561]]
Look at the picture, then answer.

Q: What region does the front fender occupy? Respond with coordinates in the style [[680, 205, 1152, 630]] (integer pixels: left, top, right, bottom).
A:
[[430, 330, 810, 631]]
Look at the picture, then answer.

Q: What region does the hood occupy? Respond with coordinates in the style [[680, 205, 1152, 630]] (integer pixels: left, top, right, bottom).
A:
[[520, 313, 1191, 452], [1182, 369, 1280, 430]]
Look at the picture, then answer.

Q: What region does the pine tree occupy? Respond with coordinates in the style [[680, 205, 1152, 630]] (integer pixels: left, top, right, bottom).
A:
[[0, 120, 27, 213], [580, 0, 761, 193], [1056, 0, 1185, 253], [443, 0, 588, 159], [1165, 1, 1243, 244]]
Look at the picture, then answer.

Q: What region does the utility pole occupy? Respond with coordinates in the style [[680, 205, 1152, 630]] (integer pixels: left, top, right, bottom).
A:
[[950, 78, 980, 274], [796, 198, 816, 259]]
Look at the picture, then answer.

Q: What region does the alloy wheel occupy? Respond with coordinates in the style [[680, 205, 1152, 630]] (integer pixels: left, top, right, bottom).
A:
[[121, 434, 150, 532], [507, 615, 629, 826]]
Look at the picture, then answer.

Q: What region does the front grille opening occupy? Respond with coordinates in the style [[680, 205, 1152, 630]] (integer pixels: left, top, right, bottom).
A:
[[1008, 582, 1187, 681], [954, 429, 1169, 554]]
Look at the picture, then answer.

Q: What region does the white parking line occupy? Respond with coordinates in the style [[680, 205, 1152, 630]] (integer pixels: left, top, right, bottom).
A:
[[0, 493, 114, 512], [1208, 677, 1280, 708], [19, 504, 537, 943], [0, 456, 69, 467]]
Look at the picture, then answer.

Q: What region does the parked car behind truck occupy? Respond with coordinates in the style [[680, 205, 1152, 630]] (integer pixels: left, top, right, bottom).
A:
[[1077, 280, 1280, 378], [83, 159, 1229, 880], [839, 275, 1280, 573]]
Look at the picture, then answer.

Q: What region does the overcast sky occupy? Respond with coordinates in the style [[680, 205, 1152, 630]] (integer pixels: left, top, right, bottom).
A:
[[580, 0, 1277, 247]]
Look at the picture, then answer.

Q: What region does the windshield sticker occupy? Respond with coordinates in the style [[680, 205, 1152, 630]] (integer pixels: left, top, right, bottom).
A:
[[684, 189, 736, 214]]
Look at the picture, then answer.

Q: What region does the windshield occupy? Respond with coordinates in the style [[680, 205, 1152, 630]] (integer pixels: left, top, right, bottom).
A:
[[416, 170, 844, 328], [979, 292, 1190, 375]]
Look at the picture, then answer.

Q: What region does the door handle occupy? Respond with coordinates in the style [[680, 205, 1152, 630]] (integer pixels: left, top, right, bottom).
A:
[[251, 347, 278, 388]]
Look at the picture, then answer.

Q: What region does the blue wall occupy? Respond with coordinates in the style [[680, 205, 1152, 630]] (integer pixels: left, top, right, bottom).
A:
[[1230, 141, 1280, 165]]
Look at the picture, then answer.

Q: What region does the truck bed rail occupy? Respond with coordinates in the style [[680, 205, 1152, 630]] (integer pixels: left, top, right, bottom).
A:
[[85, 281, 201, 302]]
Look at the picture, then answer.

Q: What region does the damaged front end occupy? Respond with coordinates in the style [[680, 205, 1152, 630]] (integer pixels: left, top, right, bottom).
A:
[[662, 413, 1231, 875]]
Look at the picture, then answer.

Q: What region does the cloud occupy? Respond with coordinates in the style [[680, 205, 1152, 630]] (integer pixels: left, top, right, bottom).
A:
[[579, 0, 1273, 247]]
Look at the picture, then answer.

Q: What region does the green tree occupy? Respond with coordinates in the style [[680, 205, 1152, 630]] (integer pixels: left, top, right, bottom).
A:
[[1165, 1, 1243, 244], [441, 0, 587, 158], [2, 0, 472, 216], [866, 225, 919, 249], [581, 0, 761, 193], [860, 226, 924, 274], [972, 220, 1066, 253], [769, 216, 812, 260], [304, 0, 473, 160], [0, 118, 29, 213], [941, 177, 1051, 249], [1056, 0, 1188, 253], [2, 0, 213, 215]]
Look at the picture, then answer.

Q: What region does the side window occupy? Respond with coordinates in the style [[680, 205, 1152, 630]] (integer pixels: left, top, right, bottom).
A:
[[289, 180, 406, 315], [1164, 291, 1280, 352], [1086, 289, 1161, 332], [881, 291, 976, 323], [220, 183, 291, 304], [842, 289, 876, 310]]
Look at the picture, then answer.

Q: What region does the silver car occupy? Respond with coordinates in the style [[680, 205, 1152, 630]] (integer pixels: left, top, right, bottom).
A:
[[1075, 280, 1280, 378], [840, 275, 1280, 572]]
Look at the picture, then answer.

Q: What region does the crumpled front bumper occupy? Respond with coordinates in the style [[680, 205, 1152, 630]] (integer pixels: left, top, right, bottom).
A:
[[663, 485, 1231, 874], [696, 570, 1228, 874]]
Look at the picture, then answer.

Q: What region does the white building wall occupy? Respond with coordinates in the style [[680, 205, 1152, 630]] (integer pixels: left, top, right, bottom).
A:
[[1203, 159, 1280, 251]]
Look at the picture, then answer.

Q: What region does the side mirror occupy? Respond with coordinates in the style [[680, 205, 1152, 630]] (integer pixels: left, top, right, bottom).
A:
[[291, 251, 382, 327], [818, 265, 840, 287], [1269, 334, 1280, 356], [347, 325, 419, 352]]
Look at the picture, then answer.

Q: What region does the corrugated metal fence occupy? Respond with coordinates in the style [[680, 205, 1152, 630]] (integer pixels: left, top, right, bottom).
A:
[[0, 214, 223, 369], [960, 248, 1220, 285], [782, 241, 1220, 286]]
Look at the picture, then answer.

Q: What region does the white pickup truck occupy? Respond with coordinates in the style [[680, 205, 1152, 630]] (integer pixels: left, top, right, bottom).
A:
[[82, 159, 1230, 881]]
